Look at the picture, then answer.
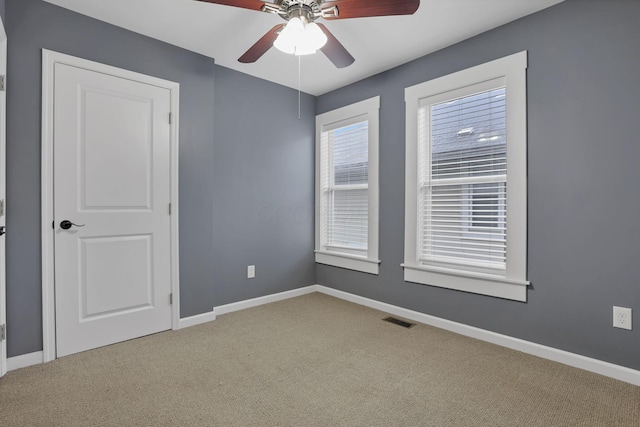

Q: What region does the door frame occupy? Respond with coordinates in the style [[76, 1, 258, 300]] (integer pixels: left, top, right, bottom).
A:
[[41, 50, 181, 363], [0, 16, 7, 377]]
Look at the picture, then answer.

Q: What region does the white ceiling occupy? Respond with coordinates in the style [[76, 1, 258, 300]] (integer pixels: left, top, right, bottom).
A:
[[44, 0, 564, 96]]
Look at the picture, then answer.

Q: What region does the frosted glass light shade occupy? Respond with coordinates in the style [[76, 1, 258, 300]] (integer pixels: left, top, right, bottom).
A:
[[274, 18, 328, 56]]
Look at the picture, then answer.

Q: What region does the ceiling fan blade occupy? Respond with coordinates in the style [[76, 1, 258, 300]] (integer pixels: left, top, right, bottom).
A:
[[238, 25, 282, 63], [322, 0, 420, 19], [195, 0, 266, 12], [317, 24, 355, 69]]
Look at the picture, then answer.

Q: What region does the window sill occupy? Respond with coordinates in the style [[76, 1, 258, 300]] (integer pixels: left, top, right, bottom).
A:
[[402, 263, 528, 302], [315, 251, 380, 275]]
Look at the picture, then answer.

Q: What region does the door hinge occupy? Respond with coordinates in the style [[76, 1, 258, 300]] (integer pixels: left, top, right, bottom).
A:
[[0, 324, 5, 341], [0, 75, 5, 92], [169, 293, 173, 305], [0, 199, 4, 217], [168, 203, 172, 215], [169, 112, 172, 125]]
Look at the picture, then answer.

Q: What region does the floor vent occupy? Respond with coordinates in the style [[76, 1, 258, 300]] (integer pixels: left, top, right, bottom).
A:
[[383, 316, 416, 329]]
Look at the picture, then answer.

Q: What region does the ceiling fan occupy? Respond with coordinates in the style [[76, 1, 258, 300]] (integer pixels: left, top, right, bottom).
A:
[[196, 0, 420, 68]]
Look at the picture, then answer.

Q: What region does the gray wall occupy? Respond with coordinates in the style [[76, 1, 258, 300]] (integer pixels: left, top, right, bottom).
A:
[[212, 66, 315, 306], [316, 0, 640, 370], [5, 0, 314, 357]]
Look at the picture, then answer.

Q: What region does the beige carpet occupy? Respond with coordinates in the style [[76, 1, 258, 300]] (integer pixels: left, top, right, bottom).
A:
[[1, 292, 638, 426]]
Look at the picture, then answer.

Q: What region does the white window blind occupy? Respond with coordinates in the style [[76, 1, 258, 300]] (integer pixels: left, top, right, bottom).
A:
[[320, 120, 369, 253], [418, 87, 507, 271], [404, 51, 527, 301], [316, 96, 379, 274]]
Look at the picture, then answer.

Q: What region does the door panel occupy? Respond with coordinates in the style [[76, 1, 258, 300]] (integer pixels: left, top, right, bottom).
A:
[[81, 235, 153, 319], [82, 89, 153, 210], [54, 63, 172, 357]]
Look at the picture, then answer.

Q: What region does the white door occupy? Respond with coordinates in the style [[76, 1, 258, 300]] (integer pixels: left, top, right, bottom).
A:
[[0, 18, 6, 377], [54, 63, 173, 357]]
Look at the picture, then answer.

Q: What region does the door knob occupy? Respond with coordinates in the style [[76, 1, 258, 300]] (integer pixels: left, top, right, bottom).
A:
[[60, 220, 85, 230]]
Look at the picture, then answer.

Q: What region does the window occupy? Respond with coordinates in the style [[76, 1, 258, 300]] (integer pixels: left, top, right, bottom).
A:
[[316, 96, 380, 274], [403, 52, 529, 301]]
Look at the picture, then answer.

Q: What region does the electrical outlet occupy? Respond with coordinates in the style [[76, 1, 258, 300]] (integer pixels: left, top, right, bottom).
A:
[[613, 306, 632, 330], [247, 265, 255, 279]]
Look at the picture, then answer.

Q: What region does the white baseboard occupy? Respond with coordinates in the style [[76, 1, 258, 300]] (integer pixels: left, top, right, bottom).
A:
[[7, 351, 44, 371], [315, 285, 640, 387], [178, 311, 217, 329], [214, 285, 318, 316]]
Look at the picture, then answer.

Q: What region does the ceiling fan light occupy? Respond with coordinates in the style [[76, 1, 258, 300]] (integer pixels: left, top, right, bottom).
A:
[[274, 17, 305, 54], [273, 37, 296, 54], [281, 17, 304, 42], [273, 18, 327, 56], [292, 23, 327, 55], [305, 22, 328, 49]]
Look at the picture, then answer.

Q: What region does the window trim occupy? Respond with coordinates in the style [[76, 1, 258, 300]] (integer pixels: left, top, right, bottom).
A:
[[315, 96, 380, 274], [403, 52, 529, 301]]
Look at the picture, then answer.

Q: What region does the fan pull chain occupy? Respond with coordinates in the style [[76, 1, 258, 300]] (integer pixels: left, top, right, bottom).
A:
[[298, 55, 301, 120]]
